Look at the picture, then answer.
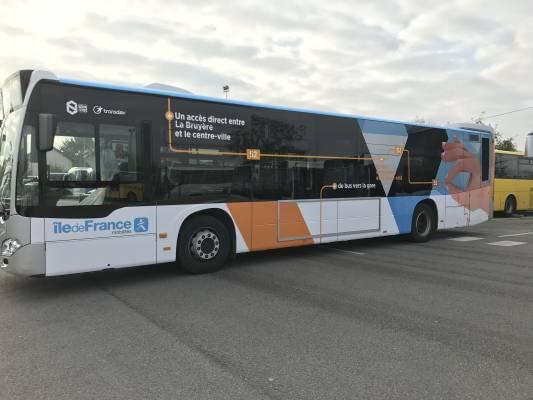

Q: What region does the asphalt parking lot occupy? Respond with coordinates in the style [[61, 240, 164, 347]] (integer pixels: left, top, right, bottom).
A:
[[1, 216, 533, 400]]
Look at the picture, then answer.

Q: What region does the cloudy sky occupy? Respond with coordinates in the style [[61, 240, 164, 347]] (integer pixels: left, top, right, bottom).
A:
[[1, 0, 532, 147]]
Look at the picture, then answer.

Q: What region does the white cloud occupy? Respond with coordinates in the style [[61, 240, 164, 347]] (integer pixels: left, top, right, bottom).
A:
[[1, 0, 533, 146]]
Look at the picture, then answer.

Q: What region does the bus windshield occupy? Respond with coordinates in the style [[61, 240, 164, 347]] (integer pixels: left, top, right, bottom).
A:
[[0, 109, 22, 216], [0, 90, 4, 123], [16, 112, 143, 215], [1, 73, 23, 120]]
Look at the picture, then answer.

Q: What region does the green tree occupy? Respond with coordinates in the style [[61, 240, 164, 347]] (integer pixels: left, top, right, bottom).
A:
[[58, 137, 95, 167], [494, 132, 517, 151]]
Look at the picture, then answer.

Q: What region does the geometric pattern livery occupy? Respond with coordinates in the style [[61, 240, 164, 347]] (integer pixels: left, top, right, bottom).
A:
[[360, 120, 408, 195]]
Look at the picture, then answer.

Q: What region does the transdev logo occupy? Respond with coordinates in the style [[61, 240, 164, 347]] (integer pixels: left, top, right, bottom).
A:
[[52, 218, 149, 235], [92, 104, 126, 116]]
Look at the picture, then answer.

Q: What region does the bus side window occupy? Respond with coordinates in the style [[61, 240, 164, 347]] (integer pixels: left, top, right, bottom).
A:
[[518, 158, 533, 179], [481, 137, 489, 181], [495, 153, 518, 179]]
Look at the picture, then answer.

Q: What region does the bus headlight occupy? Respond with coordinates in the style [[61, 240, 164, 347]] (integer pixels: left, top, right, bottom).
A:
[[1, 238, 21, 257]]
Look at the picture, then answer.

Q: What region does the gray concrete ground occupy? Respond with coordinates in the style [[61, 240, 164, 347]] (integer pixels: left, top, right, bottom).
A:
[[1, 216, 533, 400]]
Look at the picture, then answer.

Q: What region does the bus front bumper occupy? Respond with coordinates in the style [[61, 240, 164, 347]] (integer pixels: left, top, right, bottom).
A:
[[0, 243, 45, 276]]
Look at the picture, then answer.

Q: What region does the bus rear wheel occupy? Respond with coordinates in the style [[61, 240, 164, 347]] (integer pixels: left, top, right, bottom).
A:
[[503, 195, 516, 217], [177, 215, 231, 274], [410, 203, 435, 243]]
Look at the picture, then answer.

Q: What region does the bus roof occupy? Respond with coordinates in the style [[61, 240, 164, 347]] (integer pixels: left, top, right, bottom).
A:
[[28, 70, 487, 135]]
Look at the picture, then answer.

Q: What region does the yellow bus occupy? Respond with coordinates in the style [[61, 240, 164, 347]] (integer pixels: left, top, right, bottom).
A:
[[494, 149, 533, 216]]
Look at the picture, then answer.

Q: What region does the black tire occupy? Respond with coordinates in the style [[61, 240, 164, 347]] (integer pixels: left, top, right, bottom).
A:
[[177, 215, 231, 274], [503, 195, 516, 217], [410, 203, 435, 243]]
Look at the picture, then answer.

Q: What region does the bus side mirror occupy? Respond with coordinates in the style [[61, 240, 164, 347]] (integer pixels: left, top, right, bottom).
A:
[[38, 113, 56, 152]]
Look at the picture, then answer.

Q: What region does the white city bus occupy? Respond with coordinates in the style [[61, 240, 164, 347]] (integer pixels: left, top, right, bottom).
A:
[[0, 70, 493, 276]]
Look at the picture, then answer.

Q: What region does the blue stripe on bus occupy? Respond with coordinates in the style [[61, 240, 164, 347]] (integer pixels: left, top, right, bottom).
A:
[[58, 78, 481, 134]]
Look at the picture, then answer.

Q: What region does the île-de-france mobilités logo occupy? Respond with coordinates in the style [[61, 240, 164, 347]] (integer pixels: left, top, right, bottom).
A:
[[133, 217, 149, 233]]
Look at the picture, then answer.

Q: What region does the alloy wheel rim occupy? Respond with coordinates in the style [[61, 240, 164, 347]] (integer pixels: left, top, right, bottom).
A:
[[190, 229, 220, 261]]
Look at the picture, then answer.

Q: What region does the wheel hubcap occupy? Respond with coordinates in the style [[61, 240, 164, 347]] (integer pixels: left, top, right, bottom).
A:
[[190, 229, 220, 261]]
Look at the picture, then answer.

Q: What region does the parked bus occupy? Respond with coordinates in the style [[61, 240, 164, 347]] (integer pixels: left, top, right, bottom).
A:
[[494, 148, 533, 216], [0, 70, 493, 276]]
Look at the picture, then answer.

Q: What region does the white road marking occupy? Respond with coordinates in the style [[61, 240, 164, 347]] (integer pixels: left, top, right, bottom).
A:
[[487, 241, 526, 247], [498, 232, 533, 238], [448, 236, 484, 242], [330, 248, 365, 256]]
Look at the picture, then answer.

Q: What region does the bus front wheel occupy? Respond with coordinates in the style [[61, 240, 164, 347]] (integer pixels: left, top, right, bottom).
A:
[[410, 203, 435, 243], [177, 215, 231, 274], [503, 195, 516, 217]]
